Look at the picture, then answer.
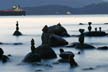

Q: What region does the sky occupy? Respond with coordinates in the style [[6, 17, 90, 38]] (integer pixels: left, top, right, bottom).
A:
[[0, 0, 106, 9]]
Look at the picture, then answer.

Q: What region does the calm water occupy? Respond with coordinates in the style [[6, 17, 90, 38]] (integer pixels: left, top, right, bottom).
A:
[[0, 15, 108, 72]]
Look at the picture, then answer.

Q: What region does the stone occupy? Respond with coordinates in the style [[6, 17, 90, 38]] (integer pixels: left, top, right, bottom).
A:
[[43, 23, 70, 37], [84, 31, 107, 36], [66, 42, 95, 49], [35, 44, 57, 59], [97, 46, 108, 50], [41, 32, 68, 47], [13, 21, 22, 36], [23, 52, 41, 63]]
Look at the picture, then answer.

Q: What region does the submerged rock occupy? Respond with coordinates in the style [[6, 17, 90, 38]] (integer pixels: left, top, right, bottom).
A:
[[66, 42, 95, 49], [82, 67, 95, 71]]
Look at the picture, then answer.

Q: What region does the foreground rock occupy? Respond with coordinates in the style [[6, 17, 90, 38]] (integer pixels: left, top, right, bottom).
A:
[[13, 21, 22, 36], [35, 44, 57, 59], [0, 48, 9, 63], [42, 25, 68, 47], [66, 42, 95, 49], [58, 49, 78, 67], [23, 52, 41, 63], [59, 49, 74, 60], [23, 39, 57, 63]]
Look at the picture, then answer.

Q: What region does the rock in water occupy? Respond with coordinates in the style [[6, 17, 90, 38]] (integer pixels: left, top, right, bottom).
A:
[[49, 34, 68, 47], [59, 49, 74, 60], [23, 52, 41, 63], [97, 46, 108, 50], [66, 42, 95, 49], [13, 21, 22, 36], [84, 31, 107, 36], [43, 23, 70, 37], [35, 44, 57, 59], [42, 30, 68, 47]]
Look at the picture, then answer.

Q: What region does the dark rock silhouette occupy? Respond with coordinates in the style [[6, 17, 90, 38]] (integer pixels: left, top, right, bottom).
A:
[[23, 52, 41, 63], [97, 46, 108, 50], [67, 42, 95, 49], [69, 55, 78, 67], [35, 44, 57, 59], [0, 48, 9, 63], [59, 49, 78, 67], [23, 39, 41, 63], [66, 29, 95, 49], [88, 22, 92, 32], [84, 22, 107, 36], [95, 27, 97, 32], [59, 48, 74, 60], [13, 21, 22, 36], [23, 39, 57, 63], [79, 29, 85, 46], [99, 27, 101, 32], [46, 23, 70, 37], [41, 25, 68, 47], [0, 42, 23, 45], [84, 31, 107, 36]]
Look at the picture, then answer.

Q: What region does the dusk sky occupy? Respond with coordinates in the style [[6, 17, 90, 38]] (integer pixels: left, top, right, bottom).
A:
[[0, 0, 107, 9]]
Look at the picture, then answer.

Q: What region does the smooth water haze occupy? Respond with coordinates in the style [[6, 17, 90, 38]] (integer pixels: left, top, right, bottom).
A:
[[0, 15, 108, 72]]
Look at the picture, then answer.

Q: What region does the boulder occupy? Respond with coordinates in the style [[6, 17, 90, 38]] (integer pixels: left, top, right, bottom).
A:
[[13, 31, 22, 36], [42, 33, 68, 47], [0, 55, 9, 63], [0, 48, 9, 63], [35, 45, 57, 59], [66, 42, 95, 49], [59, 49, 74, 60], [84, 31, 107, 36], [46, 23, 70, 37], [49, 34, 68, 47], [13, 21, 22, 36], [23, 52, 41, 63]]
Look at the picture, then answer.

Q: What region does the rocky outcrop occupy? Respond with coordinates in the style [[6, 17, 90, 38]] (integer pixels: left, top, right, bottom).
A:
[[44, 23, 70, 37], [23, 39, 57, 63], [66, 42, 95, 49], [84, 31, 107, 36], [41, 25, 68, 47]]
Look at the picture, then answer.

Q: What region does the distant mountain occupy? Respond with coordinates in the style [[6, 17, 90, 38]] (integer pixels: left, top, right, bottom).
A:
[[0, 0, 103, 9], [74, 2, 108, 14], [24, 5, 73, 15], [24, 2, 108, 15]]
